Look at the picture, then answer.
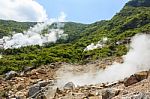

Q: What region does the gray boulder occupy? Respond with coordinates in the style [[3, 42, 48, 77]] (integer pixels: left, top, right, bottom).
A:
[[28, 84, 40, 97], [63, 82, 75, 90], [124, 75, 138, 87], [38, 80, 49, 87], [124, 71, 149, 87], [102, 88, 120, 99], [5, 71, 18, 80]]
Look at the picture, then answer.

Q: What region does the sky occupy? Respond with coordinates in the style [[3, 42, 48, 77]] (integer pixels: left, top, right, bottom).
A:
[[0, 0, 129, 24], [37, 0, 129, 23]]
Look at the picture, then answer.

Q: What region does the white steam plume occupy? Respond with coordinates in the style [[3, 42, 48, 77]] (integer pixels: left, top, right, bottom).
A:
[[84, 37, 108, 51], [56, 34, 150, 87], [0, 12, 67, 49]]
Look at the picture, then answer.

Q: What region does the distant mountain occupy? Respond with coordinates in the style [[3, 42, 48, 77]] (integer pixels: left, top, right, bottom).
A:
[[1, 0, 150, 74], [126, 0, 150, 7]]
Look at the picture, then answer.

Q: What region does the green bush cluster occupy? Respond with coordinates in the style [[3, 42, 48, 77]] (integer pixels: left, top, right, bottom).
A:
[[0, 20, 36, 38]]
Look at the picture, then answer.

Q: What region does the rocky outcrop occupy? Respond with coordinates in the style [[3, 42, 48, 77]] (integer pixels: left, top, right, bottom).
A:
[[124, 75, 139, 87], [28, 84, 41, 97], [28, 80, 52, 97], [124, 71, 149, 87]]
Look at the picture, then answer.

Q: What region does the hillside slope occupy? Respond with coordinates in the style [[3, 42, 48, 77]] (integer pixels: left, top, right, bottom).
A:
[[0, 20, 37, 38], [0, 0, 150, 74]]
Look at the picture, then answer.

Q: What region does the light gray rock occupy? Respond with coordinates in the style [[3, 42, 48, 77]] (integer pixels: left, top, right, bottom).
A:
[[122, 92, 150, 99], [23, 66, 33, 73], [102, 88, 120, 99], [44, 86, 58, 99], [5, 71, 18, 80], [63, 82, 75, 90]]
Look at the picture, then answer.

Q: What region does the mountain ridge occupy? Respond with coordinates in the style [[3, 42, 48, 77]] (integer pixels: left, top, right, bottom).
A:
[[126, 0, 150, 7]]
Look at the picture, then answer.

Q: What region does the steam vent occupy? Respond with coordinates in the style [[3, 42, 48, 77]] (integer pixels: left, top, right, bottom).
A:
[[0, 0, 150, 99]]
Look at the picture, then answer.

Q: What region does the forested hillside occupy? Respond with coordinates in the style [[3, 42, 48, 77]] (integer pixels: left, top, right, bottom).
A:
[[0, 20, 37, 38], [0, 0, 150, 74]]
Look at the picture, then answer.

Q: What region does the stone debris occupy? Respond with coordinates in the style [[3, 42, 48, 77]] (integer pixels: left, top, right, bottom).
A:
[[5, 71, 18, 80], [102, 88, 120, 99], [28, 84, 41, 97], [63, 82, 75, 90], [124, 71, 149, 87], [0, 61, 149, 99], [122, 92, 150, 99]]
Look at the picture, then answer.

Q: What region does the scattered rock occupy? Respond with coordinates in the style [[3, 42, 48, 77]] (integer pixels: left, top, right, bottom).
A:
[[30, 74, 38, 79], [87, 93, 95, 97], [124, 71, 149, 87], [28, 84, 40, 97], [89, 96, 102, 99], [38, 80, 49, 87], [5, 71, 18, 80], [135, 71, 149, 81], [17, 84, 24, 91], [36, 93, 47, 99], [63, 82, 75, 90], [122, 92, 150, 99], [56, 88, 63, 94], [1, 62, 149, 99], [124, 75, 138, 87], [44, 86, 58, 99], [23, 66, 34, 73], [102, 88, 120, 99], [37, 69, 46, 74], [16, 96, 26, 99], [49, 62, 62, 69]]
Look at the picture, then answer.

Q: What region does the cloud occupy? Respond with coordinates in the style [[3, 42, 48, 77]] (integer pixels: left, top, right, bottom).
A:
[[0, 0, 48, 22]]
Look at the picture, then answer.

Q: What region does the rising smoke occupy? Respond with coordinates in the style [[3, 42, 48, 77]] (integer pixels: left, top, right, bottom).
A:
[[84, 37, 108, 51], [0, 12, 67, 49], [56, 34, 150, 87]]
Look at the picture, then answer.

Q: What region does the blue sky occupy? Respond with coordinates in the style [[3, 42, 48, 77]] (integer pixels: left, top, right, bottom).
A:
[[37, 0, 129, 23]]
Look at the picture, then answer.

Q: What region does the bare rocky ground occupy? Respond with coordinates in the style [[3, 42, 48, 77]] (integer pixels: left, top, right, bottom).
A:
[[0, 57, 150, 99]]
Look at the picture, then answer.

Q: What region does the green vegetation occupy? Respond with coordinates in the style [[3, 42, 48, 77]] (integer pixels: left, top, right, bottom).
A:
[[0, 20, 36, 38], [1, 0, 150, 74], [126, 0, 150, 7]]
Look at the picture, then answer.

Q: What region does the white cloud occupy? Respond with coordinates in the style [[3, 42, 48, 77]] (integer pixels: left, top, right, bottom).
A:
[[0, 0, 48, 22]]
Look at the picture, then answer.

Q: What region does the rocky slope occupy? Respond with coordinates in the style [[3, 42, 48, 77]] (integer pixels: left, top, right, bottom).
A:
[[1, 0, 150, 75], [0, 0, 150, 98], [53, 71, 150, 99], [0, 57, 149, 99]]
